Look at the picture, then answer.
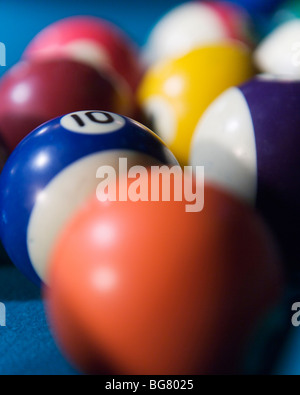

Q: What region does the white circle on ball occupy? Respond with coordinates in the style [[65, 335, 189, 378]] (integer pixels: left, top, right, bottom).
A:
[[26, 150, 163, 284], [60, 111, 126, 134]]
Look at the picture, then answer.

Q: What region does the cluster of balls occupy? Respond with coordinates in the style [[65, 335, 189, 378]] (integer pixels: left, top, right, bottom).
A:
[[0, 0, 299, 375]]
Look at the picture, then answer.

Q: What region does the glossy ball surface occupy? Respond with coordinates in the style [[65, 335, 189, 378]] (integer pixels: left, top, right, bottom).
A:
[[138, 43, 254, 166], [0, 111, 178, 285], [190, 75, 300, 272], [0, 59, 132, 152], [143, 1, 255, 65], [23, 16, 142, 94], [45, 177, 283, 375], [254, 19, 300, 78], [0, 142, 7, 173]]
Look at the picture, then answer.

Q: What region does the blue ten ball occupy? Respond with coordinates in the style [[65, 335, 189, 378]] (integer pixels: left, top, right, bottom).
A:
[[0, 111, 178, 285]]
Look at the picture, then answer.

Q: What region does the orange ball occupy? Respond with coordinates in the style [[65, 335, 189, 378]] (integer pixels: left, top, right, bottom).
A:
[[45, 173, 283, 375]]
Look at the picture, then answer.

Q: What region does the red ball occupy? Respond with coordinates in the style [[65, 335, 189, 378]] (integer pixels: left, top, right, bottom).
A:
[[23, 16, 143, 94], [0, 59, 131, 152], [45, 173, 283, 375]]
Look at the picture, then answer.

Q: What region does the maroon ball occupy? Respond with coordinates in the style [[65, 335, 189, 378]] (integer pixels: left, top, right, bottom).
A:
[[0, 59, 132, 152]]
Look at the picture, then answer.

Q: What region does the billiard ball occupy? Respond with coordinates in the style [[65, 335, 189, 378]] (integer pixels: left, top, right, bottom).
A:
[[254, 19, 300, 78], [45, 172, 283, 375], [0, 111, 178, 285], [0, 144, 8, 266], [138, 43, 254, 166], [0, 59, 132, 152], [190, 75, 300, 274], [23, 16, 143, 94], [271, 0, 300, 26], [227, 0, 285, 14], [143, 1, 255, 66]]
